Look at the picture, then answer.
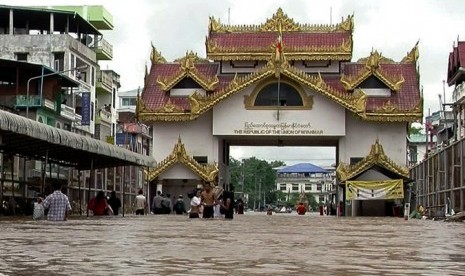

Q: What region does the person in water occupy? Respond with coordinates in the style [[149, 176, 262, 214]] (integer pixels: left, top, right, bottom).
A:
[[296, 202, 306, 215]]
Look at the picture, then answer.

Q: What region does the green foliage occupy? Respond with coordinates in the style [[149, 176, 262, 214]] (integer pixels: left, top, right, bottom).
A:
[[229, 156, 278, 209], [408, 124, 422, 135]]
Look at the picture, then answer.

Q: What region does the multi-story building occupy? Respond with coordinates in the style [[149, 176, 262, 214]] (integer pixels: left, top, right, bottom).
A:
[[115, 88, 152, 208], [0, 5, 144, 213], [448, 41, 465, 141], [275, 163, 335, 206]]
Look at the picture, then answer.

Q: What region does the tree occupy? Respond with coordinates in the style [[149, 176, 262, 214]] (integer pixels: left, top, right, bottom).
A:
[[228, 156, 278, 209]]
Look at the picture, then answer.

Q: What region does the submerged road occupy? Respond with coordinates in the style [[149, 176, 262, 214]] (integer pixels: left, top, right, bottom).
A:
[[0, 212, 464, 275]]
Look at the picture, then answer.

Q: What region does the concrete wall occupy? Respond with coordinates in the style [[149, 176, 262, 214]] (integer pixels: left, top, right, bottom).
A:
[[0, 34, 96, 66], [212, 83, 346, 137], [339, 111, 408, 166], [152, 110, 219, 178]]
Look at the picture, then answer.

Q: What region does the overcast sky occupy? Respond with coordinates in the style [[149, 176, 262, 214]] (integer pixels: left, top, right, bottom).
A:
[[7, 0, 465, 166]]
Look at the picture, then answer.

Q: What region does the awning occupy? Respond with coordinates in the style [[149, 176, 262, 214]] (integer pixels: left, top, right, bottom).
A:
[[0, 109, 156, 170]]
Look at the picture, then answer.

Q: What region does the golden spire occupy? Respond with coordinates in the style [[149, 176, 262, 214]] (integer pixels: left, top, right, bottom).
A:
[[401, 41, 419, 64], [150, 42, 167, 64]]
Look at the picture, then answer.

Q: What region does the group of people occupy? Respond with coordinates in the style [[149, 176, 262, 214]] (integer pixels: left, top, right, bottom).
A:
[[187, 182, 234, 220], [32, 180, 236, 221], [151, 191, 182, 215]]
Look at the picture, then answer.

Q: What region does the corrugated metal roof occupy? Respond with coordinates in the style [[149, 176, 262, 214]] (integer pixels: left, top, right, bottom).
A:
[[0, 109, 156, 170], [277, 163, 328, 174]]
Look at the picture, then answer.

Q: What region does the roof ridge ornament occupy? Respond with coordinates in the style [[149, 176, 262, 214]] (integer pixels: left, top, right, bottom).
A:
[[209, 8, 354, 33], [401, 41, 420, 64], [150, 42, 167, 64]]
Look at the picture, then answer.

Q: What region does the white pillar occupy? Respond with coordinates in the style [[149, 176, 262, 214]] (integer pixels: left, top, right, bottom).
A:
[[49, 13, 54, 33], [9, 9, 13, 35]]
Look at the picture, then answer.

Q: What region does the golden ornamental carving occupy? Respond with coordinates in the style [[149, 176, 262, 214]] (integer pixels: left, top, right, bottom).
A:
[[147, 137, 219, 182], [401, 41, 419, 64], [138, 59, 420, 123], [244, 78, 313, 110], [150, 43, 167, 64], [189, 91, 203, 115], [206, 38, 352, 62], [156, 51, 219, 91], [341, 50, 405, 91], [209, 9, 354, 33], [376, 100, 397, 113], [282, 66, 367, 115], [154, 99, 183, 113], [336, 139, 410, 182]]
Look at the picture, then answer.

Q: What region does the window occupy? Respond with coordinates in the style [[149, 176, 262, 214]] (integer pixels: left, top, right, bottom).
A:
[[350, 157, 363, 165], [53, 52, 64, 71], [305, 184, 312, 191], [254, 82, 303, 106], [280, 184, 286, 191], [292, 184, 299, 191], [122, 97, 137, 106], [193, 156, 208, 164], [316, 184, 322, 191], [15, 53, 28, 61]]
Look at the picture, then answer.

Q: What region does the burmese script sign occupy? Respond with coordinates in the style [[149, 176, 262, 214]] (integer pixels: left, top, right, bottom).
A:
[[233, 122, 324, 135]]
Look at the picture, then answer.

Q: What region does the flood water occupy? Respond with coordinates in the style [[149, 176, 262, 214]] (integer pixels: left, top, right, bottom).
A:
[[0, 212, 464, 275]]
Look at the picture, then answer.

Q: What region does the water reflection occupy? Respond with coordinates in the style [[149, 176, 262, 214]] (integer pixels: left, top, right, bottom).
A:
[[1, 213, 465, 275]]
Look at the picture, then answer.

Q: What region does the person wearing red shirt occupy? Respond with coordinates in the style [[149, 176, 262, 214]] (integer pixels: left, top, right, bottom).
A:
[[296, 202, 306, 215], [89, 191, 112, 216]]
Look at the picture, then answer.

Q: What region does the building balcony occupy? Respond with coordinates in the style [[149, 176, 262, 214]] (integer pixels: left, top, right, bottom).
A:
[[93, 38, 113, 60], [96, 109, 112, 124], [15, 95, 41, 107], [96, 70, 113, 94], [60, 104, 75, 120], [453, 82, 465, 103]]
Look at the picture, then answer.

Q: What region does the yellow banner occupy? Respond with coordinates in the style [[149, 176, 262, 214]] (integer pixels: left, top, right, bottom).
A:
[[346, 179, 404, 200]]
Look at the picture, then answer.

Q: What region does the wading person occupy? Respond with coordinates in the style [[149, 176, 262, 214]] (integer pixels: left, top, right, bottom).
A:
[[221, 191, 234, 220], [173, 195, 187, 215], [108, 191, 121, 216], [188, 189, 202, 219], [33, 197, 45, 220], [152, 190, 163, 214], [43, 181, 72, 221], [135, 189, 147, 215], [89, 191, 112, 216], [201, 182, 216, 219]]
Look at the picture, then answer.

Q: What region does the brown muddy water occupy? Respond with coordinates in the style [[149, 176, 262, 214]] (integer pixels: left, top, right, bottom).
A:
[[0, 212, 464, 276]]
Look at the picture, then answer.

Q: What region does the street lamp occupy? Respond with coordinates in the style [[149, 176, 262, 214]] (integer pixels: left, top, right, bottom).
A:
[[26, 65, 88, 119]]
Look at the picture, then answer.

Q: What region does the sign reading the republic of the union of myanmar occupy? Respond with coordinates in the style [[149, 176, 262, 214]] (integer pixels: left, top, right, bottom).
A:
[[232, 122, 324, 135]]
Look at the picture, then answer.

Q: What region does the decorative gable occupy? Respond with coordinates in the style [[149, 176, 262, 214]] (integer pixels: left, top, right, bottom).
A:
[[155, 51, 219, 91], [341, 50, 405, 92], [336, 139, 410, 182], [147, 137, 219, 182]]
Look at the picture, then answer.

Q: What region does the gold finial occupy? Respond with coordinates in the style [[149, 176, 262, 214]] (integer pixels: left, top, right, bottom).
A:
[[366, 50, 381, 71], [337, 14, 354, 32], [401, 41, 419, 64], [151, 43, 167, 64]]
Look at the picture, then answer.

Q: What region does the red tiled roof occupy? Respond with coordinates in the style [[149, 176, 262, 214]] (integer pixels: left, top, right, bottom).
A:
[[209, 32, 350, 51], [142, 62, 220, 110], [447, 42, 465, 84], [343, 63, 420, 112], [142, 61, 419, 116]]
